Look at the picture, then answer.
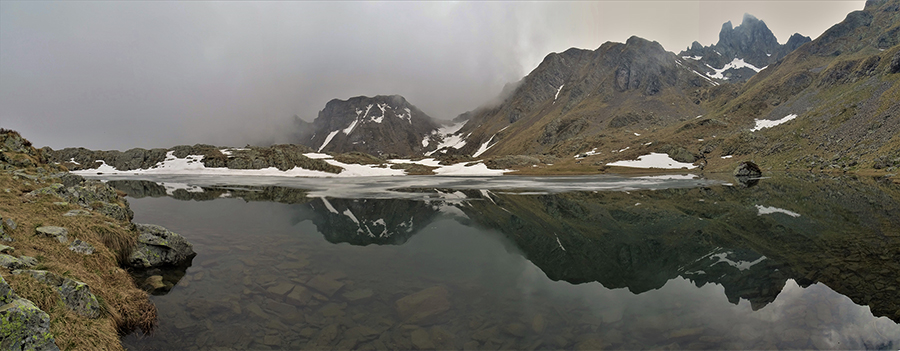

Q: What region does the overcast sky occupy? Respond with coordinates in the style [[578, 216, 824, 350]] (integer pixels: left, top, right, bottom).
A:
[[1, 1, 864, 150]]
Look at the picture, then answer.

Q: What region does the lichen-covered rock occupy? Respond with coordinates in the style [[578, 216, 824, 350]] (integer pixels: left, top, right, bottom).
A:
[[1, 274, 17, 304], [0, 274, 59, 351], [0, 245, 13, 254], [68, 240, 95, 255], [35, 227, 68, 244], [13, 270, 101, 319], [0, 254, 37, 270], [95, 201, 133, 222], [5, 218, 16, 230], [127, 224, 196, 268], [0, 298, 60, 351]]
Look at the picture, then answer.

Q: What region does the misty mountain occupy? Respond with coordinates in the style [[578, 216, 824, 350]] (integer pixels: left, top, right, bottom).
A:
[[415, 2, 899, 173], [298, 95, 441, 157], [680, 14, 811, 82]]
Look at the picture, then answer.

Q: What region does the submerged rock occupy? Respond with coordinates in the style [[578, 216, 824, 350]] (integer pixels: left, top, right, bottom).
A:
[[394, 286, 450, 324], [127, 224, 196, 268]]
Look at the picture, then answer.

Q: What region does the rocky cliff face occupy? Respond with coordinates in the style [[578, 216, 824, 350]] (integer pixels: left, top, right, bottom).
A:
[[301, 95, 440, 157], [680, 14, 811, 82]]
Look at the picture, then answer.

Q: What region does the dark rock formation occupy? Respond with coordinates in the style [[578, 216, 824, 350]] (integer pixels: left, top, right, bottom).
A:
[[302, 95, 440, 156], [680, 14, 810, 82], [127, 224, 196, 268]]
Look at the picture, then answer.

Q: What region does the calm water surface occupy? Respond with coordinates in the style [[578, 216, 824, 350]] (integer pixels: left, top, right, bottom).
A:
[[110, 174, 900, 350]]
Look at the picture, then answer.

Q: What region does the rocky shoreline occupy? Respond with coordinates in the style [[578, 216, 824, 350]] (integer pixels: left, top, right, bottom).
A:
[[1, 130, 196, 350]]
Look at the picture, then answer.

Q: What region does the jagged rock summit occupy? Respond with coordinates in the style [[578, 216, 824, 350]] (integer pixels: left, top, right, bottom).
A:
[[680, 14, 811, 82], [301, 95, 440, 157]]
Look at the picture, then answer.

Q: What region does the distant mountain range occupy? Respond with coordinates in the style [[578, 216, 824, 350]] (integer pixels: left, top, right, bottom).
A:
[[48, 1, 900, 176], [290, 1, 899, 174]]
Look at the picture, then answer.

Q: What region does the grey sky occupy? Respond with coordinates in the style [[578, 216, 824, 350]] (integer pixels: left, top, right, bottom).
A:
[[1, 1, 864, 150]]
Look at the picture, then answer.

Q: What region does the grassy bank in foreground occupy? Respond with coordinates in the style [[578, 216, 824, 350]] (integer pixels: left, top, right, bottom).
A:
[[1, 130, 155, 350]]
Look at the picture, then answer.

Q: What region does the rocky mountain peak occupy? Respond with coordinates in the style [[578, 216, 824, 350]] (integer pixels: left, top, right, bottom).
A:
[[301, 95, 439, 156], [680, 14, 810, 82]]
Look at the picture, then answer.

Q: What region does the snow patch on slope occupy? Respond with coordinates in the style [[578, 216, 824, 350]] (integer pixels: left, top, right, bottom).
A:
[[751, 114, 797, 132], [707, 58, 766, 80], [606, 153, 697, 169]]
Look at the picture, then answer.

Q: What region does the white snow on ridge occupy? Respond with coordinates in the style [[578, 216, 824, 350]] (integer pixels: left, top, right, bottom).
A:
[[472, 135, 496, 158], [707, 58, 766, 80], [751, 114, 797, 132], [318, 130, 340, 152], [343, 119, 359, 135], [303, 153, 332, 159], [682, 55, 703, 60], [554, 84, 564, 101], [423, 121, 468, 152], [756, 205, 801, 217], [606, 153, 698, 169]]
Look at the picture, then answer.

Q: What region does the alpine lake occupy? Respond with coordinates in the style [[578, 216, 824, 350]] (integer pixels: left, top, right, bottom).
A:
[[94, 173, 900, 350]]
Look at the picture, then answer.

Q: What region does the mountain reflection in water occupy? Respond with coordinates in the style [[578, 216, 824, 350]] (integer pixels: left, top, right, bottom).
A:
[[111, 174, 900, 350]]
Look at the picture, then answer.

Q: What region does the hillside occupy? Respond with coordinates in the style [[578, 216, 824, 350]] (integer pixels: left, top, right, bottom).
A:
[[427, 0, 898, 177]]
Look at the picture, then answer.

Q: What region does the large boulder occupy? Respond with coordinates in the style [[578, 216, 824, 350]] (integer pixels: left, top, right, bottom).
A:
[[127, 224, 196, 268], [0, 275, 60, 351]]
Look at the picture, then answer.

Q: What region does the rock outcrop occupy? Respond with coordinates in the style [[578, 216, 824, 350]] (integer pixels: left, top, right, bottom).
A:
[[127, 224, 196, 268], [27, 179, 134, 222], [680, 14, 810, 82], [0, 274, 60, 351], [46, 143, 343, 174]]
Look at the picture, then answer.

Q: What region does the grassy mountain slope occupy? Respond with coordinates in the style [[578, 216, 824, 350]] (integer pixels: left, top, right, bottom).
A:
[[446, 0, 899, 177]]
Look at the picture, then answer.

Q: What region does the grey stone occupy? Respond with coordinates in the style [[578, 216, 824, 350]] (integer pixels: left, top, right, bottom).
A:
[[5, 218, 16, 230], [62, 209, 91, 217], [305, 275, 345, 297], [733, 161, 762, 177], [1, 274, 18, 304], [0, 244, 13, 254], [68, 239, 95, 255], [0, 254, 37, 270], [126, 224, 196, 268], [35, 226, 68, 244], [13, 270, 101, 319], [0, 298, 60, 351]]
